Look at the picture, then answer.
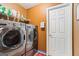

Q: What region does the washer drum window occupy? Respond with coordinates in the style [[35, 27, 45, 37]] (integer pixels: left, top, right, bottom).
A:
[[0, 27, 24, 49]]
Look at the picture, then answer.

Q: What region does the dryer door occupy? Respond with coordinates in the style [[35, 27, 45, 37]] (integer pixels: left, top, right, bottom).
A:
[[26, 29, 34, 52]]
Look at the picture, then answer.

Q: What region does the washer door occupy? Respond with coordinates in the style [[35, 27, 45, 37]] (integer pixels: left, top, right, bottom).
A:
[[2, 29, 24, 49]]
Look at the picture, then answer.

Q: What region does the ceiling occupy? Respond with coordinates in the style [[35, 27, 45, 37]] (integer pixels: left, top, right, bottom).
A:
[[19, 3, 39, 9]]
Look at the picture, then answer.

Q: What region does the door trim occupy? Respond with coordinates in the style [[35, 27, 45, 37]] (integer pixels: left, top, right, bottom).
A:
[[46, 3, 72, 56]]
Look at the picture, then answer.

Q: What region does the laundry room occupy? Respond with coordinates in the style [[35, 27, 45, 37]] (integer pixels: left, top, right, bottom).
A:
[[0, 3, 57, 56], [0, 3, 79, 56]]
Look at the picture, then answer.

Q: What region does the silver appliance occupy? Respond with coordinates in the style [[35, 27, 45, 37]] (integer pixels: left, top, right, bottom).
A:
[[19, 22, 26, 56], [0, 19, 26, 56], [25, 24, 35, 55]]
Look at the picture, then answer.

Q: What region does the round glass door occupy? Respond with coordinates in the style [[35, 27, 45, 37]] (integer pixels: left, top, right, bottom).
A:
[[3, 29, 21, 48]]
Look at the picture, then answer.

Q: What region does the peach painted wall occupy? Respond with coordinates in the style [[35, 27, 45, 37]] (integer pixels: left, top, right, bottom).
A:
[[27, 3, 60, 51], [73, 4, 79, 56], [1, 3, 27, 17]]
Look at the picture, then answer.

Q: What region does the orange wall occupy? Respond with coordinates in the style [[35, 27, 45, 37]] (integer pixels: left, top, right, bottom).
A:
[[1, 3, 27, 17], [27, 3, 60, 51], [73, 4, 79, 56]]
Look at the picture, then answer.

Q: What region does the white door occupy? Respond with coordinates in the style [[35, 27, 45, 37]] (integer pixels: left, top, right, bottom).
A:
[[47, 4, 72, 56]]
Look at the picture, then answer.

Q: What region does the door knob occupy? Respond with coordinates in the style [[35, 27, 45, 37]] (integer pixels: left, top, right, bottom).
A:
[[48, 34, 52, 36]]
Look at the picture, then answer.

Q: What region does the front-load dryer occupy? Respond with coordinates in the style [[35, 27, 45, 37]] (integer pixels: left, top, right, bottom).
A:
[[19, 22, 26, 56], [25, 24, 35, 54]]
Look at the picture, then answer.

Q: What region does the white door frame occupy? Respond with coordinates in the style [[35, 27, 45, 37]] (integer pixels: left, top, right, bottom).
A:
[[46, 3, 72, 56]]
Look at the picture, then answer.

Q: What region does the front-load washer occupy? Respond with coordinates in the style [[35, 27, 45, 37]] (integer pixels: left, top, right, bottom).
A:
[[0, 20, 26, 56], [0, 26, 24, 56], [7, 21, 26, 56]]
